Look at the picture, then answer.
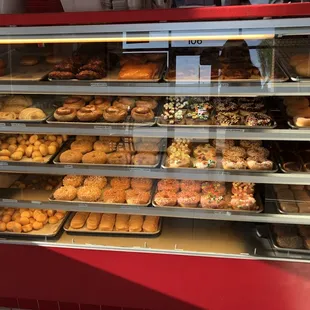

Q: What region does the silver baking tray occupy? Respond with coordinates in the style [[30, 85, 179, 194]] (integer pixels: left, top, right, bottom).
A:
[[152, 184, 264, 215], [0, 96, 57, 123], [49, 179, 155, 207], [0, 212, 69, 238], [46, 114, 157, 127], [277, 48, 310, 83], [161, 153, 278, 173], [48, 62, 166, 83], [53, 141, 163, 168], [63, 212, 162, 236], [287, 119, 310, 130], [276, 150, 310, 174], [269, 226, 310, 254]]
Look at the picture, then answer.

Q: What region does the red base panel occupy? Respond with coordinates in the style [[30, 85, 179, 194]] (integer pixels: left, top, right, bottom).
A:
[[1, 4, 310, 26], [0, 244, 310, 310]]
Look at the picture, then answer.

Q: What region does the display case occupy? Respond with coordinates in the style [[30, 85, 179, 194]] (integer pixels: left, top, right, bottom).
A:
[[1, 4, 310, 310]]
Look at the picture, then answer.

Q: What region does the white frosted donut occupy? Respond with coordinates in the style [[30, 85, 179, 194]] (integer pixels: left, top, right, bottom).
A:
[[294, 116, 310, 127]]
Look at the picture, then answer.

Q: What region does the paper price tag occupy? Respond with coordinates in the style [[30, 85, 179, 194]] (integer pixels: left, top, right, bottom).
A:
[[64, 165, 73, 169], [11, 123, 26, 127], [2, 199, 17, 203]]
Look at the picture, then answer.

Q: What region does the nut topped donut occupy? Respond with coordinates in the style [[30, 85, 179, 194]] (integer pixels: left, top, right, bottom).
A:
[[54, 107, 76, 122], [77, 185, 101, 202], [63, 175, 84, 187], [63, 96, 85, 110], [84, 176, 107, 189]]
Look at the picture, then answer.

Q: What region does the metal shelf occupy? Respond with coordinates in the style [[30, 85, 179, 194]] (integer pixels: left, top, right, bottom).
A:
[[0, 123, 310, 141], [1, 198, 310, 225], [1, 162, 310, 184], [0, 82, 310, 96]]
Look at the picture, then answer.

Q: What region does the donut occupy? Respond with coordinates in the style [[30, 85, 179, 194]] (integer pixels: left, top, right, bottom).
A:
[[53, 185, 77, 201], [48, 71, 75, 80], [107, 151, 131, 165], [192, 154, 217, 169], [20, 55, 39, 66], [84, 176, 107, 189], [200, 193, 229, 209], [93, 140, 116, 153], [245, 112, 272, 127], [223, 146, 246, 159], [215, 112, 242, 126], [132, 153, 157, 165], [102, 107, 127, 123], [239, 102, 266, 116], [77, 95, 93, 103], [157, 179, 180, 193], [289, 54, 309, 67], [296, 61, 310, 77], [180, 180, 201, 193], [46, 55, 65, 64], [101, 188, 126, 203], [77, 105, 102, 122], [110, 177, 131, 190], [77, 185, 101, 202], [247, 146, 269, 158], [232, 182, 255, 195], [76, 135, 97, 143], [70, 140, 93, 154], [294, 116, 310, 127], [131, 107, 154, 122], [63, 97, 85, 110], [284, 97, 309, 107], [212, 139, 234, 152], [193, 144, 216, 158], [154, 191, 177, 206], [89, 98, 111, 111], [125, 189, 150, 205], [63, 175, 84, 187], [247, 156, 273, 170], [54, 107, 76, 122], [135, 143, 159, 154], [216, 102, 239, 113], [201, 182, 226, 195], [99, 136, 121, 143], [177, 191, 200, 208], [82, 151, 107, 164], [131, 178, 153, 191], [222, 158, 247, 170], [112, 97, 135, 110], [240, 140, 262, 149], [166, 153, 191, 168], [135, 98, 158, 110], [59, 150, 83, 163], [230, 193, 257, 210]]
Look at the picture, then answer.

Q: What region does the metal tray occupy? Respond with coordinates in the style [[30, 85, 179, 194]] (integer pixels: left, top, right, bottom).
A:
[[0, 212, 69, 238], [48, 63, 166, 83], [63, 212, 162, 236], [0, 96, 57, 123], [53, 141, 163, 168], [276, 150, 310, 174], [49, 180, 155, 207], [287, 119, 310, 130], [161, 153, 278, 173], [152, 186, 264, 215], [0, 50, 53, 82], [46, 114, 157, 127], [269, 226, 310, 254]]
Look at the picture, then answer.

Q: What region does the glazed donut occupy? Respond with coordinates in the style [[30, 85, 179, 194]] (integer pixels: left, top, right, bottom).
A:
[[180, 180, 201, 193], [63, 175, 84, 187], [240, 140, 262, 149], [131, 178, 153, 191], [131, 107, 154, 122], [223, 146, 247, 159], [154, 191, 177, 206], [132, 153, 157, 165], [201, 182, 226, 195], [54, 107, 76, 122], [102, 107, 127, 123], [77, 185, 102, 202], [59, 150, 83, 163], [135, 98, 158, 110], [232, 182, 255, 195], [110, 177, 131, 190], [125, 189, 151, 205], [294, 116, 310, 127], [89, 98, 111, 111], [53, 185, 77, 201], [82, 151, 107, 164], [77, 105, 102, 122], [230, 193, 257, 210], [135, 143, 159, 154], [93, 140, 116, 153], [177, 191, 200, 208], [112, 97, 135, 110], [70, 140, 93, 154], [84, 176, 107, 189], [247, 156, 273, 170], [157, 179, 180, 193], [222, 158, 247, 170], [63, 97, 85, 110], [0, 112, 17, 120], [247, 146, 269, 158], [107, 151, 131, 165], [101, 188, 126, 203], [200, 193, 229, 209]]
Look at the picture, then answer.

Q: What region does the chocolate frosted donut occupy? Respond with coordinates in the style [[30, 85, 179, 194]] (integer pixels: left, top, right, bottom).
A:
[[245, 112, 272, 127], [215, 112, 242, 126]]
